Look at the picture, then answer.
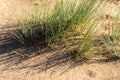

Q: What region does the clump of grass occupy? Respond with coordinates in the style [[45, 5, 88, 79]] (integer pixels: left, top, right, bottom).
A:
[[12, 0, 107, 60], [101, 10, 120, 57], [14, 0, 102, 47]]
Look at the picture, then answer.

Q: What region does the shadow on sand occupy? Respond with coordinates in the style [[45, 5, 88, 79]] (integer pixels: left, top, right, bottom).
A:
[[0, 24, 119, 76]]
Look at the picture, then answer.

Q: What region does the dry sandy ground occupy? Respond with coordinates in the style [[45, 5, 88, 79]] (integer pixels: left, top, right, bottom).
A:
[[0, 0, 120, 80]]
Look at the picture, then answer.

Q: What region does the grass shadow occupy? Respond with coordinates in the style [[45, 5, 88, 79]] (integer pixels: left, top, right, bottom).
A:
[[0, 24, 120, 76]]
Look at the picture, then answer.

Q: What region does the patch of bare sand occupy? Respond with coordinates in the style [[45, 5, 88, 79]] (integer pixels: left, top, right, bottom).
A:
[[0, 0, 120, 80]]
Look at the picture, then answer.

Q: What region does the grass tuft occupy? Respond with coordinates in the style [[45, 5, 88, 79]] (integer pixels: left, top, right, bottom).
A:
[[101, 10, 120, 57], [12, 0, 109, 59], [14, 0, 101, 46]]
